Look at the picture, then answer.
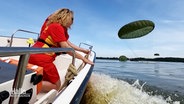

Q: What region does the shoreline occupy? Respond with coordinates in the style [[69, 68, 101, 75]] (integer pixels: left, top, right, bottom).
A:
[[96, 57, 184, 63]]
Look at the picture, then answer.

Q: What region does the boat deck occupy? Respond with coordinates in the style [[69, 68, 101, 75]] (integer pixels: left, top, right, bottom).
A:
[[0, 34, 95, 104]]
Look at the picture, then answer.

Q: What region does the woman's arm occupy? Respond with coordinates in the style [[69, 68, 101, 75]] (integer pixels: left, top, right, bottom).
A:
[[67, 40, 90, 54]]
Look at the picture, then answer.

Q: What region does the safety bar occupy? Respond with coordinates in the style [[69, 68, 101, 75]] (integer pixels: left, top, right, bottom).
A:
[[0, 47, 75, 104], [9, 29, 39, 47], [79, 42, 93, 51]]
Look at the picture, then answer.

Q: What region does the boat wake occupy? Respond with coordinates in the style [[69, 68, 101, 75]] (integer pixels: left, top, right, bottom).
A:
[[81, 73, 180, 104]]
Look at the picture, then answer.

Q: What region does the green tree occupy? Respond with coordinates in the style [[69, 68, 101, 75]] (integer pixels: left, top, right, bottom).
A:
[[119, 55, 127, 61]]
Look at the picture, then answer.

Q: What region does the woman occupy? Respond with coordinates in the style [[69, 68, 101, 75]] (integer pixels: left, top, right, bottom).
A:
[[29, 8, 94, 92]]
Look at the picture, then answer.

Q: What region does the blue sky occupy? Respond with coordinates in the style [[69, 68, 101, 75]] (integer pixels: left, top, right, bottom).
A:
[[1, 0, 184, 58]]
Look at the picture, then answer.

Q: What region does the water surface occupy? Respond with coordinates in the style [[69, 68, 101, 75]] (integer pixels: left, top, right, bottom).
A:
[[81, 59, 184, 104]]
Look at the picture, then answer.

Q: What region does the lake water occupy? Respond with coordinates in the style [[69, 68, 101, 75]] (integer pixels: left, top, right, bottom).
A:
[[81, 59, 184, 104]]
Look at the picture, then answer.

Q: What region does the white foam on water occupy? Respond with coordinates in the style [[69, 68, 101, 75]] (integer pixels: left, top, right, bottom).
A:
[[82, 73, 180, 104]]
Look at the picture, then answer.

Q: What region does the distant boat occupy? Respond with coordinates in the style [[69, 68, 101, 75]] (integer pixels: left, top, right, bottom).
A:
[[0, 29, 96, 104], [154, 53, 160, 56]]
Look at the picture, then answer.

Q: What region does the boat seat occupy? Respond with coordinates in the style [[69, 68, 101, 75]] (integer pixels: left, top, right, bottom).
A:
[[0, 57, 43, 94], [0, 61, 38, 104], [0, 57, 44, 104]]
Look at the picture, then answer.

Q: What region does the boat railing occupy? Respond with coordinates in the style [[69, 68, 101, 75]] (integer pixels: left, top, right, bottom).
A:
[[79, 42, 93, 51], [9, 29, 39, 47], [0, 47, 75, 104]]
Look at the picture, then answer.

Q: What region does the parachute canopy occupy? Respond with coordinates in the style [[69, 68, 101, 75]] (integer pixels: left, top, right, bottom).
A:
[[118, 20, 155, 39]]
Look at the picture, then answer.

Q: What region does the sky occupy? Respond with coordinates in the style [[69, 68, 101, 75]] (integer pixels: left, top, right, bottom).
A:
[[0, 0, 184, 58]]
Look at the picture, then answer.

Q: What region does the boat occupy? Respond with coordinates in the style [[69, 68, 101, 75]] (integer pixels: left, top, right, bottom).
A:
[[0, 29, 96, 104]]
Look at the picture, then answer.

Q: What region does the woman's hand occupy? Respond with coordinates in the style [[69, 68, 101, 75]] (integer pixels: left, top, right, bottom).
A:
[[82, 57, 94, 65]]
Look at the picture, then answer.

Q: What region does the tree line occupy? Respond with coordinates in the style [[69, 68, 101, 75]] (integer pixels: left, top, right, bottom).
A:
[[97, 56, 184, 63]]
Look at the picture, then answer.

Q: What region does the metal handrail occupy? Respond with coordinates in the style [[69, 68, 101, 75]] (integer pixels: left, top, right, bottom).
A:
[[79, 42, 93, 51], [9, 29, 40, 47], [0, 47, 75, 104]]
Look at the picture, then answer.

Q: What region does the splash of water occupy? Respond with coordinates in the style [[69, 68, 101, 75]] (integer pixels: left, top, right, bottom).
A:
[[81, 73, 180, 104], [131, 79, 146, 91]]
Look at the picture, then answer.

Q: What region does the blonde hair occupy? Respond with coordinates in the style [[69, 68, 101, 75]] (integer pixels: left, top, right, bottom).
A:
[[46, 8, 73, 28]]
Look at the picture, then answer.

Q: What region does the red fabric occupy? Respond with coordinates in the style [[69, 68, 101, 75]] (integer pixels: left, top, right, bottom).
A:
[[29, 54, 59, 84], [35, 21, 69, 48], [29, 20, 69, 84]]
